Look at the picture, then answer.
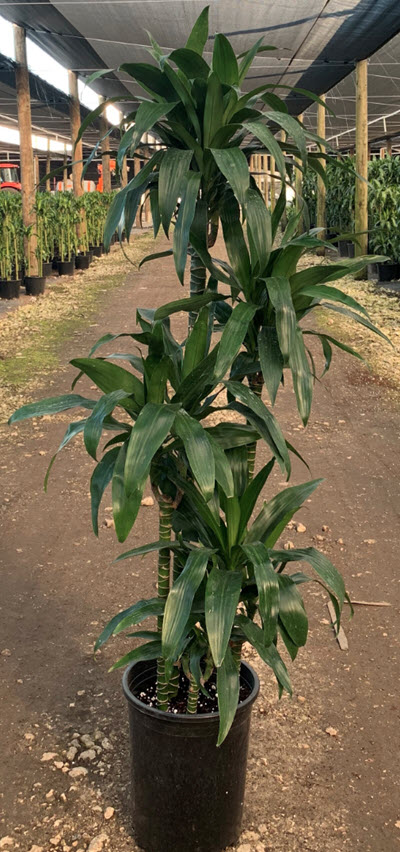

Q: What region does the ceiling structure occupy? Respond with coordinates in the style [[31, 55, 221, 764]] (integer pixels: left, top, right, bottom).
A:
[[1, 1, 400, 152]]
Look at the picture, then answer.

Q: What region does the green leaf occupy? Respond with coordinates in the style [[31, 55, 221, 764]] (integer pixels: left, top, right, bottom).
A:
[[118, 101, 178, 169], [162, 549, 212, 661], [139, 249, 173, 269], [277, 574, 308, 646], [90, 446, 120, 536], [263, 276, 296, 361], [289, 328, 313, 426], [226, 380, 290, 477], [175, 410, 215, 501], [119, 62, 175, 99], [83, 390, 127, 460], [95, 597, 164, 650], [212, 33, 239, 85], [124, 403, 177, 497], [237, 37, 265, 85], [213, 302, 257, 383], [245, 479, 322, 545], [158, 148, 194, 236], [297, 284, 369, 317], [182, 305, 209, 378], [170, 470, 224, 548], [269, 546, 345, 609], [207, 434, 235, 498], [155, 291, 225, 321], [303, 331, 366, 365], [115, 539, 182, 562], [237, 615, 292, 695], [244, 121, 286, 183], [265, 112, 307, 166], [173, 171, 201, 283], [318, 303, 392, 346], [112, 442, 144, 542], [70, 358, 144, 412], [185, 6, 209, 55], [258, 326, 283, 405], [205, 567, 242, 667], [110, 640, 162, 671], [242, 542, 279, 645], [245, 187, 272, 275], [9, 393, 95, 424], [203, 72, 224, 148], [169, 48, 210, 79], [216, 646, 240, 746], [211, 148, 249, 205], [238, 459, 275, 539]]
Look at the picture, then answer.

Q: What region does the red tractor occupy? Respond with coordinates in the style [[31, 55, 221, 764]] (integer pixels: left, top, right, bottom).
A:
[[0, 163, 21, 192]]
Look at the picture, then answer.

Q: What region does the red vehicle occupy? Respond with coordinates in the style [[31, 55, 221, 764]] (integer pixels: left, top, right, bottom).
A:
[[0, 163, 21, 192]]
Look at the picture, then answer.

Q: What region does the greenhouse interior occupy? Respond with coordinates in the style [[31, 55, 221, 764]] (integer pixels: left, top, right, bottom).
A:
[[0, 3, 399, 852]]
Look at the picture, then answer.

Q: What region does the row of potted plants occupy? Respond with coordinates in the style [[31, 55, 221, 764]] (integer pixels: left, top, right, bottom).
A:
[[0, 190, 116, 299], [10, 9, 389, 852], [303, 154, 400, 279]]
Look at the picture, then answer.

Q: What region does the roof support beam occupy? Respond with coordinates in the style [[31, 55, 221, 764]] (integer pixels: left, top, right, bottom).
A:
[[295, 113, 304, 234], [13, 24, 38, 277], [316, 95, 326, 256], [68, 70, 86, 247], [99, 105, 111, 194], [354, 60, 368, 274]]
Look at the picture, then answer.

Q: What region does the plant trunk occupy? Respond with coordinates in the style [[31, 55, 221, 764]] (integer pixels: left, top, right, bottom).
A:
[[156, 499, 173, 711], [188, 246, 207, 329], [247, 372, 264, 483], [187, 672, 199, 714]]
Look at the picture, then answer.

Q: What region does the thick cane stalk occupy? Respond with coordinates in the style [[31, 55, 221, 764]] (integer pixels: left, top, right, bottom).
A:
[[156, 499, 173, 711], [188, 246, 207, 329], [187, 674, 199, 714], [247, 372, 264, 483]]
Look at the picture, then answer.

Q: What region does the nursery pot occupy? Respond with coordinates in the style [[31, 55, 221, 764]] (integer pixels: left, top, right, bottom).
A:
[[123, 659, 259, 852], [57, 260, 75, 277], [75, 253, 90, 270], [338, 239, 349, 257], [91, 245, 102, 258], [0, 279, 21, 299], [377, 261, 399, 282], [25, 276, 46, 296], [42, 262, 53, 277]]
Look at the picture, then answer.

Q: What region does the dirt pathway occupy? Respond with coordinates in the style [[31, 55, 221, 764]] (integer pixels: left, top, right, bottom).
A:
[[0, 239, 399, 852]]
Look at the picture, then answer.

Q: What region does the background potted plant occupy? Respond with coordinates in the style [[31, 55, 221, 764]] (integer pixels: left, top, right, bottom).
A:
[[9, 9, 390, 852], [0, 192, 23, 299], [53, 191, 76, 276], [24, 222, 47, 296], [368, 157, 400, 282]]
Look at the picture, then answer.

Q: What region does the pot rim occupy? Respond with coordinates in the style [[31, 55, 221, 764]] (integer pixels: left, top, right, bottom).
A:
[[122, 658, 260, 725]]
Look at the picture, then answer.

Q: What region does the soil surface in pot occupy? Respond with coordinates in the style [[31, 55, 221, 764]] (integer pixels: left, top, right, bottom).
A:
[[136, 670, 251, 714]]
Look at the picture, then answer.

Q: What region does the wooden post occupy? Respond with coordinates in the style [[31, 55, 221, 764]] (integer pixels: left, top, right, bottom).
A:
[[13, 24, 38, 275], [63, 145, 68, 190], [316, 95, 326, 255], [295, 114, 304, 233], [387, 138, 392, 156], [46, 138, 51, 192], [270, 155, 276, 211], [355, 60, 368, 271], [34, 154, 39, 187], [68, 70, 86, 244], [99, 103, 111, 193]]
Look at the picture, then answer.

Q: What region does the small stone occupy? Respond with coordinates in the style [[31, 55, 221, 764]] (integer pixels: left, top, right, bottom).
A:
[[337, 538, 344, 545], [296, 522, 306, 533], [80, 748, 96, 761], [88, 834, 107, 852], [395, 820, 400, 829], [258, 824, 267, 834], [322, 524, 329, 532], [283, 541, 295, 550], [237, 845, 252, 852], [66, 747, 77, 761], [104, 807, 114, 820], [28, 847, 43, 852], [68, 766, 88, 779], [241, 831, 259, 842], [50, 837, 61, 847], [297, 695, 306, 703], [24, 732, 35, 742], [94, 730, 104, 742], [325, 726, 338, 737], [363, 539, 376, 545], [54, 761, 64, 769], [103, 518, 114, 529], [41, 752, 57, 762], [0, 838, 14, 849], [46, 789, 55, 800], [80, 734, 95, 748], [77, 690, 85, 697], [255, 845, 265, 852], [101, 738, 113, 751], [140, 496, 154, 507], [1, 649, 11, 657]]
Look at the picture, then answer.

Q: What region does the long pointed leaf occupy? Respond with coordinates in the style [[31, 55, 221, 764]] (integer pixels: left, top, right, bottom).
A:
[[124, 403, 177, 496], [237, 614, 292, 694], [242, 542, 279, 644], [173, 171, 201, 283], [205, 567, 242, 667], [162, 549, 212, 661], [216, 646, 240, 746], [213, 302, 257, 383], [258, 326, 283, 405], [175, 410, 215, 501], [245, 479, 322, 544], [159, 148, 193, 236], [90, 446, 120, 536]]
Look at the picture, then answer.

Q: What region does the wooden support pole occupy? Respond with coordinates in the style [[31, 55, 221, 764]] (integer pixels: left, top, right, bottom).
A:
[[316, 95, 326, 255], [270, 155, 276, 211], [387, 138, 392, 156], [34, 154, 39, 188], [68, 70, 86, 245], [46, 138, 51, 192], [355, 60, 368, 271], [295, 114, 304, 233], [99, 103, 111, 193], [13, 24, 38, 276], [63, 145, 68, 190]]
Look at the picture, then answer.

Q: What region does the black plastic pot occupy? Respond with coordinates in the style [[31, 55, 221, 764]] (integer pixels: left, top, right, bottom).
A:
[[0, 279, 21, 299], [123, 659, 259, 852], [338, 240, 349, 257], [75, 253, 90, 270], [52, 256, 60, 271], [58, 260, 75, 277], [25, 276, 46, 296], [87, 249, 94, 264], [42, 262, 53, 277], [377, 262, 399, 282], [91, 245, 103, 257]]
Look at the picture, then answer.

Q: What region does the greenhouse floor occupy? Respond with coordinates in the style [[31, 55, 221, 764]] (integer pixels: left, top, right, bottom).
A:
[[0, 238, 399, 852]]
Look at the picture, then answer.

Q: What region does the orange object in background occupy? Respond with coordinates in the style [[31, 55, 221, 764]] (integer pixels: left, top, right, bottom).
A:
[[96, 159, 116, 192], [0, 163, 21, 192]]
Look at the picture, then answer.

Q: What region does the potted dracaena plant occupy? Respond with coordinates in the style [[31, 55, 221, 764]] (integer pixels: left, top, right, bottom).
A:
[[10, 10, 389, 852], [24, 221, 47, 296]]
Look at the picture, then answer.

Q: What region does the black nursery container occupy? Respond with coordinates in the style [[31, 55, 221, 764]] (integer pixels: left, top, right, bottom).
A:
[[42, 262, 53, 277], [75, 253, 90, 270], [91, 245, 103, 257], [123, 659, 260, 852], [25, 276, 46, 296], [58, 260, 75, 276], [377, 262, 399, 282], [0, 279, 20, 299]]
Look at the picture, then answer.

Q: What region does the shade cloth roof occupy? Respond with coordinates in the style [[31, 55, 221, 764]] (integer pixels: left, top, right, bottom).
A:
[[2, 1, 400, 149]]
